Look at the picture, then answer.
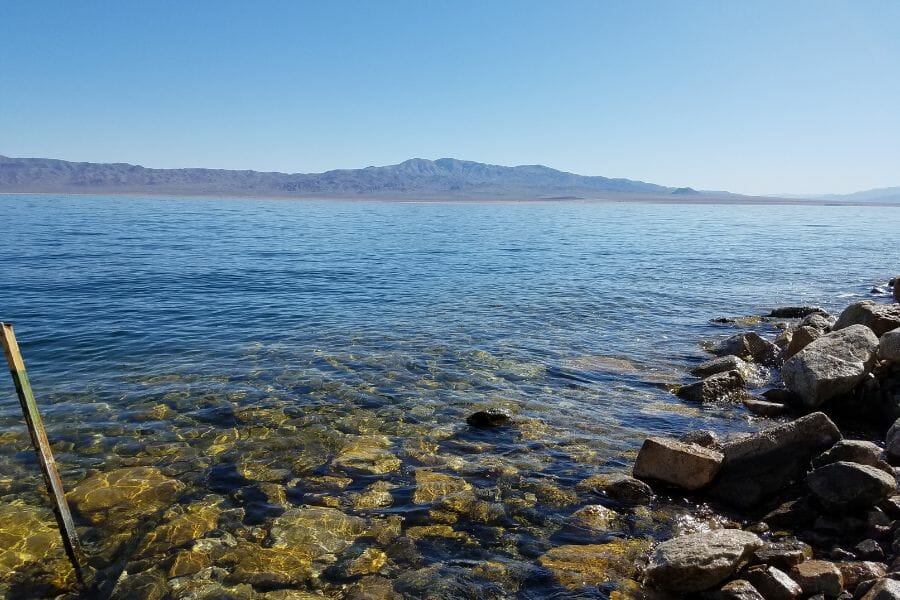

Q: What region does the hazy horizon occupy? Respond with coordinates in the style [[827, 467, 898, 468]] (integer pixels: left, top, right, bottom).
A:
[[2, 1, 898, 196]]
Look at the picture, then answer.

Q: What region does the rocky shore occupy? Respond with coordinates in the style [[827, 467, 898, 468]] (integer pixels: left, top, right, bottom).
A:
[[620, 278, 900, 598]]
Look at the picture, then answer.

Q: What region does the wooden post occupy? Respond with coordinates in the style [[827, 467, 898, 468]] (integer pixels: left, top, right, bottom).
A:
[[0, 322, 88, 585]]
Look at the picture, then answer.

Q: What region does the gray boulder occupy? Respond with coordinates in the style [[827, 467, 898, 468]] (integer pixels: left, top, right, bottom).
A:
[[789, 560, 843, 597], [690, 355, 750, 378], [801, 312, 836, 331], [718, 580, 766, 600], [860, 578, 900, 600], [782, 324, 879, 407], [743, 397, 788, 417], [745, 565, 803, 600], [880, 328, 900, 362], [633, 436, 724, 490], [807, 461, 896, 510], [812, 440, 891, 473], [710, 332, 781, 366], [834, 301, 900, 337], [708, 412, 842, 509], [644, 528, 763, 593], [677, 370, 747, 403], [785, 325, 823, 359]]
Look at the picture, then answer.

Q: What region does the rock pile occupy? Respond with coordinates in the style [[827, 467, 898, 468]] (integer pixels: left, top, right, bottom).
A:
[[627, 285, 900, 597]]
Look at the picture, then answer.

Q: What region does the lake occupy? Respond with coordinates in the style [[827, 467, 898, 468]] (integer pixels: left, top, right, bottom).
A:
[[0, 195, 897, 598]]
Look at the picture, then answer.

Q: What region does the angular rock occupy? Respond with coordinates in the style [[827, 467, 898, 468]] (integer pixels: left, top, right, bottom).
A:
[[708, 412, 842, 509], [690, 355, 750, 378], [466, 408, 511, 428], [880, 328, 900, 362], [782, 325, 880, 407], [812, 440, 890, 473], [679, 429, 720, 448], [785, 326, 823, 359], [753, 538, 814, 571], [743, 397, 788, 417], [802, 312, 837, 331], [762, 388, 802, 405], [578, 472, 653, 504], [807, 461, 896, 510], [644, 528, 762, 593], [837, 561, 887, 590], [632, 436, 724, 491], [852, 540, 885, 562], [710, 332, 781, 366], [770, 307, 827, 318], [746, 565, 802, 600], [718, 580, 765, 600], [677, 370, 747, 403], [834, 301, 900, 337], [860, 578, 900, 600], [789, 560, 843, 597]]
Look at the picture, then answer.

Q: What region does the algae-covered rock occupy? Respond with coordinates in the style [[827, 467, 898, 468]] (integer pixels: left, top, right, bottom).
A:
[[537, 539, 651, 589], [220, 541, 315, 587], [134, 495, 223, 558], [67, 466, 185, 528], [270, 506, 367, 558], [568, 504, 621, 532], [333, 435, 401, 475], [578, 473, 653, 504], [412, 470, 473, 504], [352, 480, 396, 510]]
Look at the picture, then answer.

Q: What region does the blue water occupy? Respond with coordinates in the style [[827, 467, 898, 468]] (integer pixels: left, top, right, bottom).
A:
[[0, 194, 898, 597]]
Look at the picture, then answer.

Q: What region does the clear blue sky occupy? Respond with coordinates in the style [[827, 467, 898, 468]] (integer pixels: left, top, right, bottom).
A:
[[1, 1, 898, 195]]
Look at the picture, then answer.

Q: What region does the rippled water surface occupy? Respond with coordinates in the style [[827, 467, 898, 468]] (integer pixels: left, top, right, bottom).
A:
[[0, 195, 898, 599]]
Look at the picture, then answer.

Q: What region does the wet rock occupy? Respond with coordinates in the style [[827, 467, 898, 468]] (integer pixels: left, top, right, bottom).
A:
[[333, 435, 401, 475], [745, 565, 803, 600], [881, 329, 900, 362], [110, 567, 166, 600], [579, 472, 654, 504], [753, 538, 813, 571], [834, 301, 900, 337], [782, 325, 880, 407], [679, 429, 720, 448], [134, 496, 222, 558], [220, 541, 314, 587], [837, 560, 886, 588], [352, 481, 396, 510], [776, 329, 794, 351], [167, 548, 212, 578], [537, 539, 650, 589], [569, 504, 620, 532], [260, 591, 329, 600], [466, 408, 511, 427], [0, 503, 72, 587], [807, 462, 896, 510], [802, 312, 837, 331], [270, 506, 367, 559], [813, 440, 891, 473], [860, 578, 900, 600], [718, 580, 765, 600], [709, 412, 842, 509], [67, 466, 185, 529], [329, 546, 388, 579], [710, 332, 781, 366], [644, 529, 762, 593], [633, 436, 724, 491], [743, 397, 788, 417], [412, 470, 473, 504], [690, 355, 750, 378], [789, 560, 844, 597], [677, 370, 747, 403], [770, 307, 827, 319], [404, 524, 474, 543], [785, 326, 823, 359], [342, 575, 402, 600], [762, 388, 802, 406]]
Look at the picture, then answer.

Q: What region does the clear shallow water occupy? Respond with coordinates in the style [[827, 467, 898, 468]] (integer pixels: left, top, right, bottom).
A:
[[0, 195, 897, 598]]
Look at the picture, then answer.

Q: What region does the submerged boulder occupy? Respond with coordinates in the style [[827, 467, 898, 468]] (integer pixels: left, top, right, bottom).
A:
[[67, 466, 185, 529], [644, 529, 762, 593], [537, 539, 651, 590], [834, 301, 900, 337], [466, 408, 511, 428], [708, 412, 842, 509], [632, 436, 723, 491], [782, 324, 879, 407]]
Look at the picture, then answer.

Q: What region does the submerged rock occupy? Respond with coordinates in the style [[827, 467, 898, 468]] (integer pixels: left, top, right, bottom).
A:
[[537, 539, 650, 589], [807, 461, 896, 510], [466, 408, 512, 428], [568, 504, 620, 532], [708, 412, 842, 509], [579, 472, 654, 504], [782, 325, 879, 407], [834, 301, 900, 337], [633, 436, 723, 491], [270, 506, 367, 559], [644, 529, 762, 593], [676, 370, 747, 403], [412, 470, 473, 504], [770, 307, 827, 318], [333, 435, 401, 475], [67, 466, 185, 529]]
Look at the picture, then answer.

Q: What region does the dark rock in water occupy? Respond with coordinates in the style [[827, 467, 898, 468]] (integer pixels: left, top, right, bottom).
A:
[[677, 370, 747, 403], [718, 580, 766, 600], [690, 355, 750, 378], [807, 461, 896, 510], [633, 436, 723, 491], [753, 538, 814, 571], [770, 307, 827, 318], [742, 397, 788, 417], [762, 388, 802, 406], [579, 472, 653, 504], [644, 528, 763, 593], [782, 325, 879, 408], [789, 560, 844, 597], [708, 412, 842, 509], [834, 301, 900, 337], [466, 408, 511, 428], [873, 287, 890, 295], [679, 429, 720, 448], [745, 565, 803, 600], [785, 326, 823, 359], [710, 332, 781, 366], [812, 440, 891, 473]]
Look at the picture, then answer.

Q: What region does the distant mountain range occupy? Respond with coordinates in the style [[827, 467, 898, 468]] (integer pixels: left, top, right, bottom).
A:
[[0, 155, 896, 203], [0, 155, 718, 200]]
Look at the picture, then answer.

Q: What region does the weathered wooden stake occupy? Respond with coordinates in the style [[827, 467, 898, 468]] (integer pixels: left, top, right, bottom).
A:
[[0, 322, 87, 585]]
